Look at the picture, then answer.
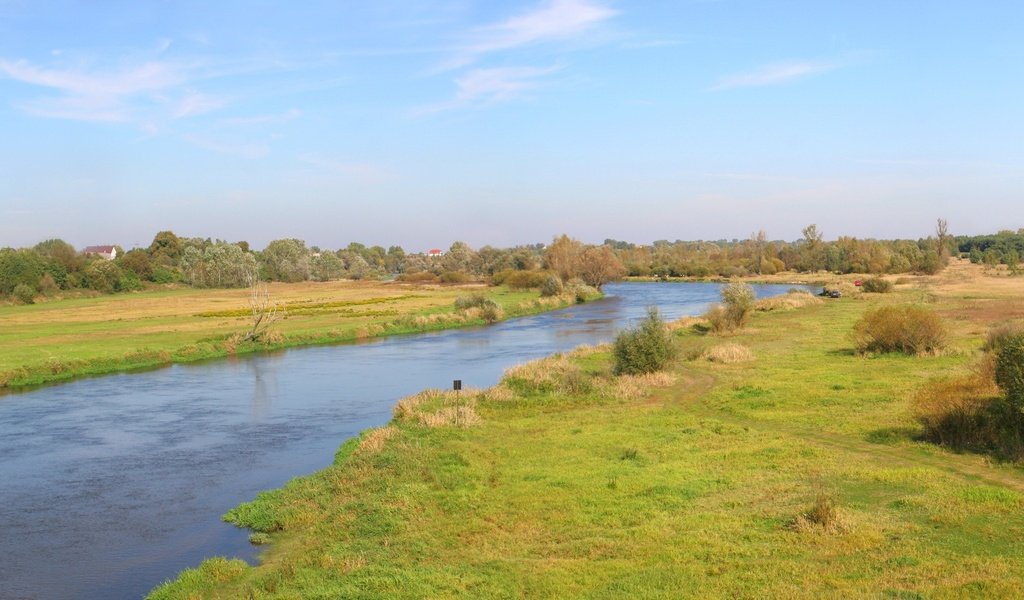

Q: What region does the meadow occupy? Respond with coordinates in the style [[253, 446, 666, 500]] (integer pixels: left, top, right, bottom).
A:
[[148, 261, 1024, 599], [0, 281, 588, 389]]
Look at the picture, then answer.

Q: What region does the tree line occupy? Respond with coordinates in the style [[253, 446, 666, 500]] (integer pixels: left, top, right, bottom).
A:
[[1, 220, 1007, 304]]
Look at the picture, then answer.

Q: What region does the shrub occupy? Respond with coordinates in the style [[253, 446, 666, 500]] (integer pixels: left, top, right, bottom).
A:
[[37, 273, 59, 296], [565, 279, 599, 303], [479, 302, 503, 324], [540, 275, 563, 297], [438, 270, 471, 283], [852, 305, 947, 355], [721, 282, 755, 328], [398, 271, 440, 283], [984, 322, 1024, 354], [996, 334, 1024, 406], [613, 307, 676, 375], [151, 267, 180, 284], [454, 293, 493, 310], [500, 269, 551, 289], [12, 283, 35, 304], [860, 277, 894, 293]]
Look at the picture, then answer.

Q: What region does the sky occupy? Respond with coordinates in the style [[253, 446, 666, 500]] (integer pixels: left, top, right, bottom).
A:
[[0, 0, 1021, 252]]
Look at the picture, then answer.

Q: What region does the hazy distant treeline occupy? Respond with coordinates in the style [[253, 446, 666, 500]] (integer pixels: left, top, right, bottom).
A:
[[2, 223, 1015, 304]]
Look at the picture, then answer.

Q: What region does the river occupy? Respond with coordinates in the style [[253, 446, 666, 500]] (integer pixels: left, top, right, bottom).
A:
[[0, 282, 804, 599]]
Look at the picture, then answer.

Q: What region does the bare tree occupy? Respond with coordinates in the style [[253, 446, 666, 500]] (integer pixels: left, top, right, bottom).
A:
[[935, 218, 952, 259], [750, 230, 768, 274], [242, 269, 284, 342]]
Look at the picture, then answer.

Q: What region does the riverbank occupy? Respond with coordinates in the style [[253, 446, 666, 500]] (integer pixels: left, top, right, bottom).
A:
[[0, 281, 600, 390], [150, 262, 1024, 599]]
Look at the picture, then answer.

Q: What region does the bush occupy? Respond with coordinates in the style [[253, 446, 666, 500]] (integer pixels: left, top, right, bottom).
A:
[[12, 283, 35, 304], [704, 282, 755, 332], [565, 279, 599, 303], [151, 267, 180, 284], [454, 293, 494, 311], [613, 307, 676, 375], [915, 357, 1024, 459], [494, 269, 550, 290], [479, 302, 503, 324], [996, 334, 1024, 406], [438, 270, 471, 283], [984, 322, 1024, 354], [853, 305, 947, 355], [704, 304, 730, 333], [540, 275, 563, 297], [398, 271, 440, 283], [860, 277, 894, 293], [721, 282, 755, 327]]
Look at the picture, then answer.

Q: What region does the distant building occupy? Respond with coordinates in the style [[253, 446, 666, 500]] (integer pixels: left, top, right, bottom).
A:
[[427, 248, 443, 258], [83, 245, 117, 260]]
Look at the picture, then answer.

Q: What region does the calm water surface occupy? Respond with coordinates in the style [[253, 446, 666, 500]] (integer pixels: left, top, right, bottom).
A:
[[0, 282, 804, 599]]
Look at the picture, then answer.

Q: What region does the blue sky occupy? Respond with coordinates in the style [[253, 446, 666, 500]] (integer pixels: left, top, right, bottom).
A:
[[0, 1, 1021, 251]]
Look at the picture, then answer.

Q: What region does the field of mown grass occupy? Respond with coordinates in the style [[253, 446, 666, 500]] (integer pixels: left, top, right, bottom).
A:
[[0, 280, 585, 389], [149, 261, 1024, 599]]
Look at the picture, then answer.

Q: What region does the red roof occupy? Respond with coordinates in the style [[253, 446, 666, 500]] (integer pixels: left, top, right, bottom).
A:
[[83, 245, 115, 254], [428, 248, 442, 255]]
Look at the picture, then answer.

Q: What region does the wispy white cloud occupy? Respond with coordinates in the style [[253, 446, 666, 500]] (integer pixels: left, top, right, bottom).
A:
[[440, 0, 617, 71], [414, 65, 562, 115], [709, 60, 840, 91], [173, 90, 227, 118], [0, 56, 222, 122]]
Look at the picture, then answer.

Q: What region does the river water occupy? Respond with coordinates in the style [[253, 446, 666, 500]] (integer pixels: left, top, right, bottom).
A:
[[0, 282, 803, 599]]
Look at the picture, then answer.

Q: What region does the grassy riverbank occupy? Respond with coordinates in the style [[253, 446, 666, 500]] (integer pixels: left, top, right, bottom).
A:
[[0, 281, 597, 390], [149, 261, 1024, 599]]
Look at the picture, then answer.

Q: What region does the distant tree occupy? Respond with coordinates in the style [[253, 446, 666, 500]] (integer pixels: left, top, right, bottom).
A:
[[0, 249, 44, 296], [935, 218, 953, 261], [800, 224, 825, 272], [84, 260, 123, 293], [385, 246, 406, 273], [148, 231, 183, 265], [749, 230, 768, 274], [577, 245, 626, 289], [119, 249, 153, 280], [544, 234, 584, 281], [442, 241, 479, 273], [311, 251, 346, 281], [261, 239, 310, 282]]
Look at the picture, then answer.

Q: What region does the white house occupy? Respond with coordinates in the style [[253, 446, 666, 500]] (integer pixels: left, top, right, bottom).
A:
[[83, 245, 117, 260]]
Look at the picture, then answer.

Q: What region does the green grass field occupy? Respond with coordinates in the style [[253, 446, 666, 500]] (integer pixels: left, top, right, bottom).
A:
[[0, 280, 586, 389], [148, 262, 1024, 599]]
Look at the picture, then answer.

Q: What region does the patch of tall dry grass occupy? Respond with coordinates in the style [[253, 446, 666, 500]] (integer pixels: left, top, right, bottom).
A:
[[357, 426, 398, 454], [700, 344, 755, 363], [393, 388, 483, 428], [754, 290, 823, 312]]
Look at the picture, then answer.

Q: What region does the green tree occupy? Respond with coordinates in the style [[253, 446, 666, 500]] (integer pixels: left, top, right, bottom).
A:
[[148, 231, 183, 265], [261, 239, 311, 282], [800, 224, 825, 272]]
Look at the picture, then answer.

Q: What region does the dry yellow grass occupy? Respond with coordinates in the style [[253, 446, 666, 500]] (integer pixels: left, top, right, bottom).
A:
[[356, 426, 398, 455], [754, 290, 823, 312], [393, 388, 483, 428], [701, 343, 755, 363]]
